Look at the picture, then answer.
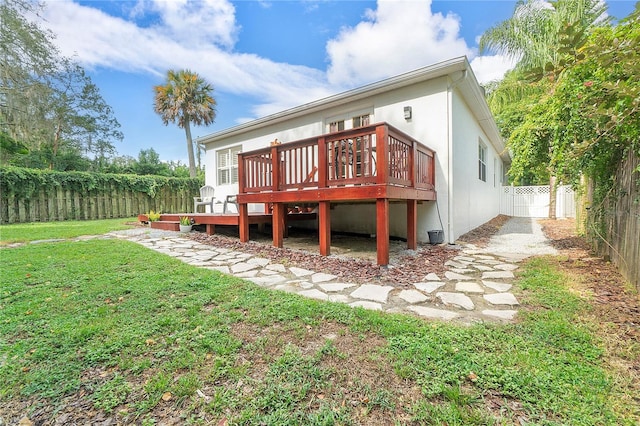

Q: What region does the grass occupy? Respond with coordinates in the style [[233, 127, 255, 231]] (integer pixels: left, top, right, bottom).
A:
[[0, 217, 137, 245], [0, 222, 637, 424]]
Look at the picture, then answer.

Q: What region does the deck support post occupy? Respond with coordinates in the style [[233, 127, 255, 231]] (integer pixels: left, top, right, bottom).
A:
[[407, 199, 417, 250], [318, 201, 331, 256], [206, 224, 216, 236], [376, 198, 390, 266], [272, 203, 285, 248], [239, 204, 249, 242]]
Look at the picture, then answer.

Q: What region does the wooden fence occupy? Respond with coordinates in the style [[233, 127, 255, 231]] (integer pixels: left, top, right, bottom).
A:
[[588, 150, 640, 291], [0, 168, 201, 223]]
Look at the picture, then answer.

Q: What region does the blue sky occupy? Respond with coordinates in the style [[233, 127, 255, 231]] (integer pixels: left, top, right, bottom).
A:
[[34, 0, 636, 164]]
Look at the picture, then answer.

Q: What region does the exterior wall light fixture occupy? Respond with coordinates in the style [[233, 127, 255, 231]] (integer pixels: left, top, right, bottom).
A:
[[404, 106, 412, 120]]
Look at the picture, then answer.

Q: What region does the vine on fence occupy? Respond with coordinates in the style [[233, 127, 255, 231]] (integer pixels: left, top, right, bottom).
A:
[[0, 166, 202, 199]]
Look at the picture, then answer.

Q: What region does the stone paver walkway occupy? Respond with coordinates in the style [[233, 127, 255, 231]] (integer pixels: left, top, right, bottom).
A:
[[109, 226, 529, 324]]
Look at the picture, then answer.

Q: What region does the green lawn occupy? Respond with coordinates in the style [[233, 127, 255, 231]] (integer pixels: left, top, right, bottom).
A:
[[0, 222, 636, 425], [0, 217, 137, 244]]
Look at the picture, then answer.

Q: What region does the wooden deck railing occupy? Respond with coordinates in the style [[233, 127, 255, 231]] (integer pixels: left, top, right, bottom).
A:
[[238, 123, 435, 195]]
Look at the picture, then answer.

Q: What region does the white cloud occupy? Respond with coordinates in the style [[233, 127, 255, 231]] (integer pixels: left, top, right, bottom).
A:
[[35, 0, 513, 126], [145, 0, 239, 49], [326, 0, 472, 87], [36, 0, 331, 112], [470, 55, 516, 84]]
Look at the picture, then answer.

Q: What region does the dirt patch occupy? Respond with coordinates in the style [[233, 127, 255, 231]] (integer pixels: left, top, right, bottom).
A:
[[228, 321, 423, 425], [456, 214, 511, 247]]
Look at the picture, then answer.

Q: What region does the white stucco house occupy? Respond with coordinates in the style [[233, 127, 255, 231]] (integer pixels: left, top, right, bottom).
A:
[[197, 56, 509, 262]]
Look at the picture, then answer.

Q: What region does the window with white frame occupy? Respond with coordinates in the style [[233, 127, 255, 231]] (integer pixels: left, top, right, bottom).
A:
[[327, 109, 373, 133], [352, 114, 370, 128], [217, 145, 242, 185], [478, 142, 487, 182], [329, 120, 345, 133]]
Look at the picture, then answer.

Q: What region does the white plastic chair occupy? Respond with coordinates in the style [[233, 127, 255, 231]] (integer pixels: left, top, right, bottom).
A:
[[193, 185, 215, 213]]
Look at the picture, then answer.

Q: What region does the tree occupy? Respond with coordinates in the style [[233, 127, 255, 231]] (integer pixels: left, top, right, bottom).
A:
[[153, 70, 216, 178], [1, 0, 59, 148], [133, 148, 171, 176], [479, 0, 607, 74], [1, 0, 123, 169], [479, 0, 609, 217]]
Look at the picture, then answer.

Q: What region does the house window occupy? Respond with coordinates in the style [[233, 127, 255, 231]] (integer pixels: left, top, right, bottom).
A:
[[478, 143, 487, 182], [329, 120, 344, 133], [217, 145, 242, 185], [352, 114, 370, 128]]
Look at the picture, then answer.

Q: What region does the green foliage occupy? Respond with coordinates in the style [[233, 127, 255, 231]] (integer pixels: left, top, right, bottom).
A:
[[0, 166, 201, 200], [147, 211, 162, 222], [485, 0, 639, 233], [1, 1, 123, 168]]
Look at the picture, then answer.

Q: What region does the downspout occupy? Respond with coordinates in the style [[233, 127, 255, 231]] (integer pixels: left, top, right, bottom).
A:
[[446, 69, 467, 244]]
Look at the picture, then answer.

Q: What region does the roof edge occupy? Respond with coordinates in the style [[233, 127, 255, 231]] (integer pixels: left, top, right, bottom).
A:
[[197, 56, 468, 145]]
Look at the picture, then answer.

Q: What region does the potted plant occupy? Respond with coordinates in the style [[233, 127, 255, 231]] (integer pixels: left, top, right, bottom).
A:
[[179, 216, 193, 233], [147, 210, 161, 225]]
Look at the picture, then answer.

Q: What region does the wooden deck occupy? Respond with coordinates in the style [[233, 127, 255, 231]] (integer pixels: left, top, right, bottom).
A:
[[237, 122, 437, 265], [138, 212, 317, 236]]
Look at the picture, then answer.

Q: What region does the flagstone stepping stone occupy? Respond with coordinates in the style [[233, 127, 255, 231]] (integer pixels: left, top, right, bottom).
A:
[[414, 282, 446, 293], [205, 266, 229, 274], [289, 266, 314, 277], [248, 257, 271, 267], [484, 293, 519, 306], [494, 263, 518, 271], [477, 259, 502, 265], [445, 271, 474, 280], [319, 283, 356, 292], [249, 275, 287, 286], [436, 292, 475, 310], [474, 255, 496, 260], [398, 289, 429, 303], [349, 300, 383, 310], [273, 284, 299, 293], [266, 264, 287, 273], [482, 271, 515, 279], [450, 268, 475, 274], [234, 270, 259, 278], [482, 281, 513, 292], [329, 294, 351, 303], [299, 289, 329, 301], [350, 284, 394, 303], [408, 306, 460, 320], [455, 282, 484, 293], [424, 273, 441, 281], [287, 280, 314, 289], [454, 256, 476, 262], [231, 262, 259, 273], [259, 269, 280, 276], [311, 272, 338, 283], [470, 264, 494, 271], [482, 310, 518, 320]]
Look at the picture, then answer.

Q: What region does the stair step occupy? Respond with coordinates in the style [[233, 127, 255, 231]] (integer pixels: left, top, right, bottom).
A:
[[150, 221, 180, 231]]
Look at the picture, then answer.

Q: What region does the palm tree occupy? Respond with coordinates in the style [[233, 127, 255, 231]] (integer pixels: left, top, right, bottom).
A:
[[479, 0, 608, 217], [479, 0, 607, 75], [154, 70, 216, 178]]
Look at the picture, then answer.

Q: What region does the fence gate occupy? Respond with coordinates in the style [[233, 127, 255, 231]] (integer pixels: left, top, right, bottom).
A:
[[500, 185, 575, 218]]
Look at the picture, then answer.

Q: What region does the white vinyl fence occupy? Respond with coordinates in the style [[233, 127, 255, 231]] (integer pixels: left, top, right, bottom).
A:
[[500, 185, 576, 218]]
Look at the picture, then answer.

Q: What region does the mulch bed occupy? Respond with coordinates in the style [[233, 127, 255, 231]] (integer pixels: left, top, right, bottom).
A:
[[189, 231, 458, 287]]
